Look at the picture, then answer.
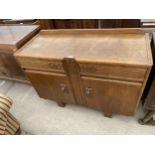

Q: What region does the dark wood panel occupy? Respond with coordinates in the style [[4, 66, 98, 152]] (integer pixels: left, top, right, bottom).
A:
[[0, 19, 142, 29], [38, 19, 55, 29], [100, 19, 140, 28], [53, 19, 98, 29], [37, 19, 98, 29], [39, 19, 140, 29]]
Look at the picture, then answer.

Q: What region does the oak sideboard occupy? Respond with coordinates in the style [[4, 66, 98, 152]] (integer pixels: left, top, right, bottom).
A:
[[15, 29, 153, 117]]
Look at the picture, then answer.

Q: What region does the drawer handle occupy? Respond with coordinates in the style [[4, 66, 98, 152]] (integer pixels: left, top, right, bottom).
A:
[[85, 87, 93, 96], [60, 84, 69, 93]]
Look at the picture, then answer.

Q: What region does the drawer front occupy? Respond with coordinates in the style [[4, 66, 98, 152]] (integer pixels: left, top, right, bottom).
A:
[[81, 76, 142, 115], [79, 63, 147, 82], [16, 57, 147, 82], [25, 70, 75, 104], [16, 57, 64, 73]]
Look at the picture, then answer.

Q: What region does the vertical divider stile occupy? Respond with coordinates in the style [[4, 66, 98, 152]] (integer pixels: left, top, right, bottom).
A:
[[62, 56, 85, 106]]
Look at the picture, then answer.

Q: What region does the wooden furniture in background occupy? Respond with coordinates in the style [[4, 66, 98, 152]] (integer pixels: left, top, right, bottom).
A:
[[53, 19, 98, 29], [139, 30, 155, 125], [37, 19, 55, 29], [0, 19, 141, 29], [39, 19, 139, 29], [100, 19, 140, 28], [15, 29, 152, 117], [0, 25, 40, 83], [37, 19, 98, 29]]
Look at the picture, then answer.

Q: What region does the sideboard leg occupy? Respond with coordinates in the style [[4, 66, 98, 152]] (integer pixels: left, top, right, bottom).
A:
[[104, 112, 112, 118], [57, 102, 66, 107], [138, 110, 155, 125]]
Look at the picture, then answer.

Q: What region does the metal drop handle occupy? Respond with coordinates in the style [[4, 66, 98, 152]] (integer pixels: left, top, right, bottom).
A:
[[85, 87, 93, 96], [60, 84, 69, 93]]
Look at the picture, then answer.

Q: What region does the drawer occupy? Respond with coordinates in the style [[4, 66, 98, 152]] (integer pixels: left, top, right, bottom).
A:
[[79, 63, 147, 82], [16, 56, 148, 82], [15, 57, 64, 73]]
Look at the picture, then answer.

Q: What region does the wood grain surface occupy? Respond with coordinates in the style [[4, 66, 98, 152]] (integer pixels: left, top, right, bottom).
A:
[[16, 29, 152, 66]]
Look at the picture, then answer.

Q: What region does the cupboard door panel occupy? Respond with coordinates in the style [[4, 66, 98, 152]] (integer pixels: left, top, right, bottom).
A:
[[81, 76, 142, 115], [25, 70, 75, 104]]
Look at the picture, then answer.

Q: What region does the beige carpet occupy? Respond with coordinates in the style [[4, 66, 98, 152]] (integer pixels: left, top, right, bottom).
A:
[[0, 79, 155, 135]]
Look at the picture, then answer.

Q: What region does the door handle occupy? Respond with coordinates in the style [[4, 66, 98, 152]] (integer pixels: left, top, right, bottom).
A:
[[60, 84, 69, 93], [85, 87, 93, 96]]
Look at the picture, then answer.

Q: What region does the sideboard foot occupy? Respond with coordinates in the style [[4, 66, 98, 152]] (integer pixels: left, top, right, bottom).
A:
[[104, 112, 112, 118], [57, 102, 66, 107], [138, 110, 155, 125]]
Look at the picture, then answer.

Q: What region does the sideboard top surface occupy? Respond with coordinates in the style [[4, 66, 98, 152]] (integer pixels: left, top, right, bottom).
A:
[[0, 25, 40, 52], [16, 29, 152, 66]]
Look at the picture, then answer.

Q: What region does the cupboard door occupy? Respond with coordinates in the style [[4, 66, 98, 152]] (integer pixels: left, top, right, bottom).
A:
[[25, 70, 75, 104], [81, 76, 142, 115]]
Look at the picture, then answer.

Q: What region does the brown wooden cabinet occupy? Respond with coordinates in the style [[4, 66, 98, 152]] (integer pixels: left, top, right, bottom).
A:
[[15, 29, 152, 117], [0, 25, 40, 83]]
